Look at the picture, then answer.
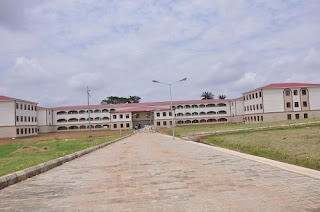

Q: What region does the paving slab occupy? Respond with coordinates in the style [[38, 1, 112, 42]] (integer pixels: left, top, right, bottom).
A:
[[0, 132, 319, 211]]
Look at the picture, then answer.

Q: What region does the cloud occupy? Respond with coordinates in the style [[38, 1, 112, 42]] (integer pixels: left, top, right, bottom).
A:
[[5, 57, 52, 84], [0, 0, 319, 107]]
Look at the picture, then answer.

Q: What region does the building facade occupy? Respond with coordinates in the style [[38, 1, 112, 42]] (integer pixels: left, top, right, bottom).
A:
[[1, 82, 320, 138], [243, 83, 320, 123]]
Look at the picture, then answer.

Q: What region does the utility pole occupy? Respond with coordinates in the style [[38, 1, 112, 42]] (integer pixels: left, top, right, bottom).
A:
[[87, 86, 92, 137]]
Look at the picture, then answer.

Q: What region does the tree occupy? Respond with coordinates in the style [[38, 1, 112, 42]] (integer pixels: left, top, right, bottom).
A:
[[201, 91, 214, 100], [218, 95, 226, 99], [127, 96, 141, 103], [101, 96, 141, 104]]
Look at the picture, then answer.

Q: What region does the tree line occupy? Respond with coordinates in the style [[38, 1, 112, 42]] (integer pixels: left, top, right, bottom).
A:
[[100, 92, 226, 105]]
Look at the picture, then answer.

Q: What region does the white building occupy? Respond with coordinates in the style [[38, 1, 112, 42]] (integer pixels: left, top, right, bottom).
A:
[[243, 83, 320, 123], [0, 96, 38, 137], [1, 82, 320, 138]]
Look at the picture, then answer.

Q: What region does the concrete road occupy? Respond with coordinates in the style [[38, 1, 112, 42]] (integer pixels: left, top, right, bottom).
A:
[[0, 132, 319, 211]]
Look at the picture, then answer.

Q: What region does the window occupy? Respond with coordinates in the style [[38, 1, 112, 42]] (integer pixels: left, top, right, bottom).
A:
[[260, 104, 263, 110], [244, 107, 246, 111], [302, 89, 307, 95], [17, 129, 19, 135], [120, 124, 123, 128], [120, 114, 123, 119], [113, 124, 117, 128], [157, 122, 160, 126], [20, 104, 22, 109], [49, 111, 51, 115], [163, 112, 166, 117], [254, 116, 256, 121], [21, 129, 23, 134], [35, 117, 37, 122], [252, 94, 254, 99], [285, 90, 290, 96], [135, 114, 140, 118], [126, 123, 130, 128], [294, 102, 299, 107], [25, 128, 27, 134], [257, 116, 260, 121], [287, 114, 291, 120], [24, 104, 26, 110], [261, 116, 263, 121], [295, 114, 300, 119], [253, 105, 255, 110], [247, 106, 249, 111], [249, 94, 252, 99], [250, 105, 252, 111], [16, 116, 19, 122], [255, 93, 258, 98], [304, 113, 308, 119], [28, 128, 31, 133], [24, 116, 27, 122], [32, 117, 34, 122], [170, 121, 172, 125], [126, 114, 129, 118], [286, 102, 291, 108], [259, 92, 262, 97], [32, 128, 34, 133], [293, 90, 298, 95], [20, 116, 23, 122], [16, 103, 19, 109], [28, 117, 30, 122], [303, 101, 307, 107], [169, 112, 172, 116], [163, 121, 167, 126], [156, 113, 160, 117], [113, 115, 117, 119]]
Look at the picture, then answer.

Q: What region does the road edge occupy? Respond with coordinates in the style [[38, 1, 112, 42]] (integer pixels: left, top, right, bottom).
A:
[[0, 134, 132, 190]]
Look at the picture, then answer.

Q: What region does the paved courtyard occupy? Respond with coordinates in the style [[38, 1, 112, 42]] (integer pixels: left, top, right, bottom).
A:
[[0, 132, 319, 211]]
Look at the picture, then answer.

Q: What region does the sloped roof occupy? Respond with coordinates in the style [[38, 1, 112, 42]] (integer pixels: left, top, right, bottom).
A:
[[0, 95, 37, 104], [262, 83, 320, 88], [46, 99, 234, 111]]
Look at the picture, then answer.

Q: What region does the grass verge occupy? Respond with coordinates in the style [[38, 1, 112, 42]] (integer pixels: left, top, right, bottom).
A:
[[159, 117, 320, 137], [0, 135, 125, 177], [203, 125, 320, 171]]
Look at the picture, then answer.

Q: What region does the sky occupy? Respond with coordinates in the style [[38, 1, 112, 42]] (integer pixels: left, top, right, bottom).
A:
[[0, 0, 319, 107]]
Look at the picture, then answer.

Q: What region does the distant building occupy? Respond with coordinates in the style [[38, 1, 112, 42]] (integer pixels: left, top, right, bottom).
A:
[[0, 96, 38, 138], [1, 82, 320, 138], [243, 83, 320, 123]]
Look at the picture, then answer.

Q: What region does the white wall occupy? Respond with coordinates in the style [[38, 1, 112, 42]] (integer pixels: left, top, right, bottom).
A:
[[309, 87, 320, 110], [263, 89, 284, 113], [0, 101, 15, 126]]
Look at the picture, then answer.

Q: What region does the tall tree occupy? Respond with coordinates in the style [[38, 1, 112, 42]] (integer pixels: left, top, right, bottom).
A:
[[127, 96, 141, 103], [201, 92, 214, 100], [218, 95, 226, 99], [101, 96, 141, 104]]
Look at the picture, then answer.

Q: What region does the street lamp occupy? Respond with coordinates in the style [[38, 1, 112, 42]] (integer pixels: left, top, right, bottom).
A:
[[152, 78, 187, 139]]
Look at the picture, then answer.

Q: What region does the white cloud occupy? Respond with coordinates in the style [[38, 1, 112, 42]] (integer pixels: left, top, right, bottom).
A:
[[0, 0, 319, 106]]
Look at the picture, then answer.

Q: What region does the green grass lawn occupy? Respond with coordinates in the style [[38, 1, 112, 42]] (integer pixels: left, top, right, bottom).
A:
[[0, 135, 124, 177], [203, 125, 320, 170], [160, 117, 320, 137]]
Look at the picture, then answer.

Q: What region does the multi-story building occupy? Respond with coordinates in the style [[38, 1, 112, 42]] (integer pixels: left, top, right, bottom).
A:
[[0, 96, 38, 137], [243, 83, 320, 123], [1, 82, 320, 138]]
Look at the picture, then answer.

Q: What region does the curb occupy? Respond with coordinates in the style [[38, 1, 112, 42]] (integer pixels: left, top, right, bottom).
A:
[[182, 138, 320, 180], [0, 134, 132, 190], [183, 121, 320, 140]]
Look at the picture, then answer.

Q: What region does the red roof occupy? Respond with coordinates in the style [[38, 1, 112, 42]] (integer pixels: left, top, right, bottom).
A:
[[263, 83, 320, 88], [0, 96, 15, 101], [112, 106, 170, 113], [0, 95, 37, 104], [47, 99, 235, 111]]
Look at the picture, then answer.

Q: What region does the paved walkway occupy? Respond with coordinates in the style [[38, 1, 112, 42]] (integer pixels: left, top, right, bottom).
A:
[[0, 133, 319, 211]]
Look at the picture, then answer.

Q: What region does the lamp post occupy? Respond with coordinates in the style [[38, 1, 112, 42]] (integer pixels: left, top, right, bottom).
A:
[[152, 78, 187, 139]]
